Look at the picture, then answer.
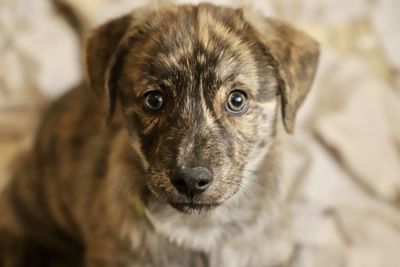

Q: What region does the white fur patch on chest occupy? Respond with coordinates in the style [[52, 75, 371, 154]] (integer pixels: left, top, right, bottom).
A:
[[144, 204, 225, 251]]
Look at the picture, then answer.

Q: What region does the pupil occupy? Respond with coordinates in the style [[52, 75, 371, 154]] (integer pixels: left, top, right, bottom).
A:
[[232, 94, 243, 107]]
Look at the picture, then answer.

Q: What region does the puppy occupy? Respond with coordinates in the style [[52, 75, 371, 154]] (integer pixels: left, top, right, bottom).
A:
[[0, 3, 319, 267]]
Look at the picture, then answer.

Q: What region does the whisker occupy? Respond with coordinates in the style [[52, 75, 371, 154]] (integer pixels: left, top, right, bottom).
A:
[[241, 169, 261, 175]]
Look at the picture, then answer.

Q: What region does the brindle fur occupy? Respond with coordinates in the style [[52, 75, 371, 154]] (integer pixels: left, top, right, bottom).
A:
[[0, 3, 319, 267]]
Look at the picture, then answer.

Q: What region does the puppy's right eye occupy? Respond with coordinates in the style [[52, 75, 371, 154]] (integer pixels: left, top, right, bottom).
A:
[[226, 90, 248, 114], [144, 91, 163, 112]]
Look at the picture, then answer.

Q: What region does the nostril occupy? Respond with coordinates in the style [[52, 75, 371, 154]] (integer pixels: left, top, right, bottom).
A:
[[172, 178, 187, 189], [196, 179, 210, 189]]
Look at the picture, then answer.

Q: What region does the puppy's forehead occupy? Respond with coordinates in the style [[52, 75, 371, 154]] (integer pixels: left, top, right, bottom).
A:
[[124, 5, 266, 93]]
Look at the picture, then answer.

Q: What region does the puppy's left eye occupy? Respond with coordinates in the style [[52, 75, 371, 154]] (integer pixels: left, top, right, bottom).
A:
[[144, 91, 164, 112], [226, 90, 248, 114]]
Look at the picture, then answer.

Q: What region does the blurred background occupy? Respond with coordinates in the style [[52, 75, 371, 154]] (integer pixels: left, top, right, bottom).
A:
[[0, 0, 399, 266]]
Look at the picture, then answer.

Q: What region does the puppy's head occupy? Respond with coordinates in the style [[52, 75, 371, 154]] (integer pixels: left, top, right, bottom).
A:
[[86, 4, 319, 213]]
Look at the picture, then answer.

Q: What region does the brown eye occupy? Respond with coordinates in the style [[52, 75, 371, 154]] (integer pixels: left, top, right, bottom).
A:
[[226, 90, 248, 114], [144, 91, 163, 111]]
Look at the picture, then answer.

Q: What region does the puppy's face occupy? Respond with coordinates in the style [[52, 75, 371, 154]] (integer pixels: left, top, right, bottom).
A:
[[86, 4, 319, 213]]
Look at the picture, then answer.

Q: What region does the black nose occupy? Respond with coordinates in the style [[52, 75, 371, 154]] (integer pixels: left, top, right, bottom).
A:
[[171, 166, 213, 198]]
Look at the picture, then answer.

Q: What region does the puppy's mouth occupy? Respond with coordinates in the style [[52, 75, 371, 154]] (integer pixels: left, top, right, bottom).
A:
[[169, 202, 219, 214]]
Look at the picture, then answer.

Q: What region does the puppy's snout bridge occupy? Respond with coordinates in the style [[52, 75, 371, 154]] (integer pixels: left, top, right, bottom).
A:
[[171, 166, 213, 198]]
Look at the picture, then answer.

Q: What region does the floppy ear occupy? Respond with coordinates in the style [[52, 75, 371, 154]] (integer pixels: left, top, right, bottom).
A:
[[258, 19, 319, 133], [86, 15, 132, 122]]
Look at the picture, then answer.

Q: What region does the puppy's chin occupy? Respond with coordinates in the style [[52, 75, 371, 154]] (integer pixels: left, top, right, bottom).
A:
[[169, 202, 219, 214], [148, 184, 225, 214]]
